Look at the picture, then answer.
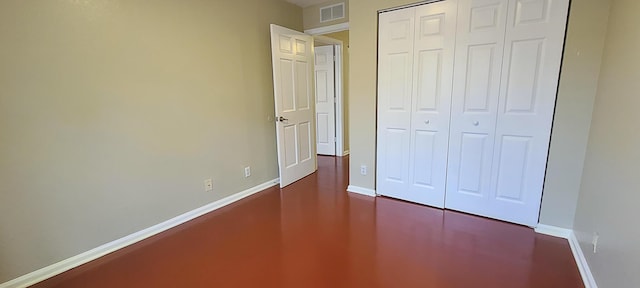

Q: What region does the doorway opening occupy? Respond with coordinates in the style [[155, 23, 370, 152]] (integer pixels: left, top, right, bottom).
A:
[[313, 33, 349, 157]]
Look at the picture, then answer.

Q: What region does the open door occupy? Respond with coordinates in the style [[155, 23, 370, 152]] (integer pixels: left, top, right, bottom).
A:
[[314, 45, 337, 156], [270, 24, 317, 188]]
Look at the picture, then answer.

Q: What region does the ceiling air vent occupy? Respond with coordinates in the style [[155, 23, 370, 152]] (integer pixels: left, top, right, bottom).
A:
[[320, 3, 345, 23]]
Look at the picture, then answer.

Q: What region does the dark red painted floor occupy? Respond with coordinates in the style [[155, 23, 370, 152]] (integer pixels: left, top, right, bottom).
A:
[[32, 156, 583, 287]]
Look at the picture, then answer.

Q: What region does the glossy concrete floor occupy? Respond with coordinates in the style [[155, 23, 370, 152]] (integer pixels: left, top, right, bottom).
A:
[[33, 156, 583, 288]]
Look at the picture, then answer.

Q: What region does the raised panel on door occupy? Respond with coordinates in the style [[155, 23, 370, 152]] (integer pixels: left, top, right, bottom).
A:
[[280, 58, 296, 112], [377, 7, 415, 200], [406, 0, 458, 208], [445, 0, 508, 213], [488, 0, 569, 226], [314, 45, 336, 156], [317, 113, 330, 145], [494, 135, 532, 202], [270, 24, 317, 188], [458, 133, 489, 196], [294, 53, 314, 166], [298, 121, 312, 163], [382, 128, 411, 194], [283, 124, 299, 168]]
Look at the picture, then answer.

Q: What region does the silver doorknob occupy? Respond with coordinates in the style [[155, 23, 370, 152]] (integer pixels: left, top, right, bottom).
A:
[[424, 120, 430, 124], [277, 116, 288, 122], [473, 121, 480, 126]]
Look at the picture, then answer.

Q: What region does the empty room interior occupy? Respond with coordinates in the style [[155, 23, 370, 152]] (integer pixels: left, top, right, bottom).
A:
[[0, 0, 638, 287]]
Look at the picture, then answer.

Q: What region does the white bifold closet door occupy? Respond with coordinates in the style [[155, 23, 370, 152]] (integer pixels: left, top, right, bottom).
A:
[[377, 0, 458, 208], [377, 0, 569, 226], [445, 0, 569, 226], [445, 0, 509, 217]]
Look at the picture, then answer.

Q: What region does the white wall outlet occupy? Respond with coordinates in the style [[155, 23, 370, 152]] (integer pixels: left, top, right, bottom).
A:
[[360, 165, 367, 176], [204, 179, 213, 192], [592, 233, 599, 253], [244, 166, 251, 178]]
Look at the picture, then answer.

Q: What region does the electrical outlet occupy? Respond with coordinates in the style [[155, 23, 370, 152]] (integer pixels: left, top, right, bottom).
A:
[[592, 233, 599, 253], [244, 166, 251, 178], [204, 179, 213, 192], [360, 165, 367, 176]]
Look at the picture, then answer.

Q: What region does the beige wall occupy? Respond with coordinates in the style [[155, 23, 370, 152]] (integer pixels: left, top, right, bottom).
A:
[[304, 0, 349, 30], [349, 0, 605, 227], [573, 0, 640, 286], [0, 0, 301, 282], [539, 0, 611, 228], [321, 30, 350, 152]]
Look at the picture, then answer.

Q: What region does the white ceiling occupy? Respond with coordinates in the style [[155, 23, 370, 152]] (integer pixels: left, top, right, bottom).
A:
[[285, 0, 331, 8]]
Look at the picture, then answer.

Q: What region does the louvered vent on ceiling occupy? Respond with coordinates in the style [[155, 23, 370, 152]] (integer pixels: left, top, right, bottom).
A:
[[320, 3, 345, 23]]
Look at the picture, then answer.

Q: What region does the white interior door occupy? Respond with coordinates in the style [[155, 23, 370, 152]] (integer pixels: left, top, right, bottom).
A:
[[314, 45, 336, 156], [377, 0, 458, 207], [445, 0, 509, 217], [270, 24, 317, 188]]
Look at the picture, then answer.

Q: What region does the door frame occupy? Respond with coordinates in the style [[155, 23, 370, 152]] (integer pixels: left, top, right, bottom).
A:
[[312, 35, 347, 157]]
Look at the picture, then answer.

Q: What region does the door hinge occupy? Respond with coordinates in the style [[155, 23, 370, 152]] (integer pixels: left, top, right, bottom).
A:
[[333, 55, 336, 62]]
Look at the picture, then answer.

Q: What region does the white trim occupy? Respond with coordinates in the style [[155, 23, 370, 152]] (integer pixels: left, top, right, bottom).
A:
[[334, 44, 345, 157], [535, 224, 572, 239], [313, 35, 343, 46], [0, 178, 280, 288], [304, 22, 349, 35], [534, 224, 598, 288], [347, 185, 376, 197], [342, 150, 350, 156], [569, 231, 598, 288]]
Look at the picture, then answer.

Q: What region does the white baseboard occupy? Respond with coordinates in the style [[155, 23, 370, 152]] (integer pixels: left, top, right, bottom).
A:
[[535, 224, 598, 288], [347, 185, 376, 197], [569, 231, 598, 288], [535, 224, 572, 238], [0, 178, 280, 288]]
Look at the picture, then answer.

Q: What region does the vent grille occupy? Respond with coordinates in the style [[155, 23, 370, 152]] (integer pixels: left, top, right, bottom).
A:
[[320, 3, 345, 23]]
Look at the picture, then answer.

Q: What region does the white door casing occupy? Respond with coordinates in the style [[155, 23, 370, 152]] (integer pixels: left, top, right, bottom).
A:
[[377, 0, 458, 207], [315, 45, 337, 156], [270, 24, 317, 188]]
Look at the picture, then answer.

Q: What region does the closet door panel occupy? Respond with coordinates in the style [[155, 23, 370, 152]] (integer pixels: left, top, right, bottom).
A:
[[377, 8, 416, 198], [445, 0, 509, 214], [407, 0, 458, 207], [489, 0, 569, 226], [377, 1, 457, 207]]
